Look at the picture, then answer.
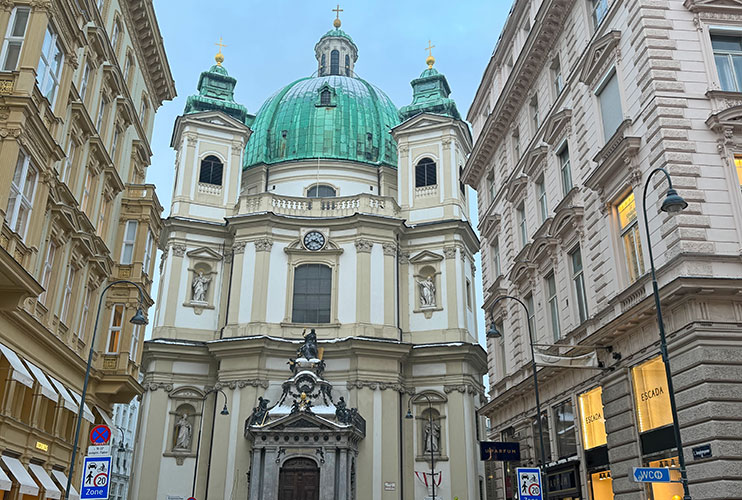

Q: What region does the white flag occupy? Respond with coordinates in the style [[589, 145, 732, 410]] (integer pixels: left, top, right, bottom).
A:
[[533, 348, 599, 368]]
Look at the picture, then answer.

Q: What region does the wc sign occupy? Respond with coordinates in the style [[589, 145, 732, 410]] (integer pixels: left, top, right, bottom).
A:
[[80, 456, 111, 499]]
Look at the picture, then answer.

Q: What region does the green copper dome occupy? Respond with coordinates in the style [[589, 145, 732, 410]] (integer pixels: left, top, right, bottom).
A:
[[184, 63, 250, 125], [244, 75, 400, 169], [318, 28, 357, 49]]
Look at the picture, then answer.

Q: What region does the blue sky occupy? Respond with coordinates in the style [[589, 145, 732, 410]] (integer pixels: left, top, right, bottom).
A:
[[146, 0, 509, 346]]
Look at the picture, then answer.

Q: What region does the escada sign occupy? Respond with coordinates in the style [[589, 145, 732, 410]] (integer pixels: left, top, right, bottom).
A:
[[640, 386, 665, 402]]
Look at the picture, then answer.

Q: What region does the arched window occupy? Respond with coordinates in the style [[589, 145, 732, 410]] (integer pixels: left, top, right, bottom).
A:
[[199, 155, 223, 186], [320, 89, 331, 106], [320, 54, 326, 76], [330, 50, 339, 75], [292, 264, 332, 323], [415, 158, 437, 187], [345, 54, 350, 76], [111, 19, 121, 53], [307, 184, 336, 198]]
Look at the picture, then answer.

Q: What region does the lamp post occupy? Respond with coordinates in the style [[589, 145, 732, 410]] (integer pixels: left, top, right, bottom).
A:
[[191, 388, 230, 498], [114, 426, 126, 454], [486, 295, 548, 495], [641, 167, 691, 500], [65, 280, 148, 500], [405, 394, 437, 499]]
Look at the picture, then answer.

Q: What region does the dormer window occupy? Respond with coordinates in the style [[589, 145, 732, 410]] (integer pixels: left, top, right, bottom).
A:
[[199, 155, 223, 186], [415, 158, 437, 187], [330, 49, 339, 75], [320, 89, 331, 106]]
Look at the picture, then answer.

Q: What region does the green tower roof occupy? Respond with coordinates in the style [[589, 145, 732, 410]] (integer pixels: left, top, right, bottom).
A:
[[184, 62, 250, 125], [243, 75, 400, 169], [318, 27, 357, 49], [399, 65, 461, 121]]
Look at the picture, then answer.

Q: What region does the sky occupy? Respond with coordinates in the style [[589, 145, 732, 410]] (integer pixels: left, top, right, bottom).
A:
[[145, 0, 510, 348]]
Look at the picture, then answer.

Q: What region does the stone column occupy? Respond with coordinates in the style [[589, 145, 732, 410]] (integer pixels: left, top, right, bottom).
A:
[[355, 239, 373, 324], [248, 447, 263, 500], [250, 239, 273, 323], [602, 368, 643, 499], [260, 447, 279, 500], [319, 448, 336, 500], [337, 449, 348, 500]]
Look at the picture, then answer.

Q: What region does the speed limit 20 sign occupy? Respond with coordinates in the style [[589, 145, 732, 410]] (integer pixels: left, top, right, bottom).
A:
[[516, 467, 543, 500], [81, 456, 111, 500]]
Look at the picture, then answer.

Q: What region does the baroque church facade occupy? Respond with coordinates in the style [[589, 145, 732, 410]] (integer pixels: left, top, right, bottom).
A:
[[131, 16, 486, 500]]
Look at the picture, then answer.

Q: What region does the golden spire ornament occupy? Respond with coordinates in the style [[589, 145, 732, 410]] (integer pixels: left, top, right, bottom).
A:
[[332, 4, 343, 28], [425, 40, 436, 69], [214, 37, 227, 66]]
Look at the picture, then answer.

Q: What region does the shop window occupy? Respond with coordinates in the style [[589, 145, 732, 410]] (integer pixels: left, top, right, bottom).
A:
[[590, 470, 614, 500], [735, 155, 742, 187], [106, 304, 125, 353], [120, 220, 138, 265], [579, 386, 607, 449], [501, 427, 518, 500], [199, 155, 223, 186], [617, 191, 645, 283], [291, 264, 331, 323], [307, 184, 336, 198], [570, 246, 589, 324], [646, 456, 683, 499], [330, 49, 339, 75], [36, 24, 64, 105], [554, 400, 578, 458], [7, 149, 37, 241], [632, 356, 673, 433], [415, 158, 436, 187], [532, 410, 551, 463], [596, 69, 623, 142], [0, 6, 30, 71]]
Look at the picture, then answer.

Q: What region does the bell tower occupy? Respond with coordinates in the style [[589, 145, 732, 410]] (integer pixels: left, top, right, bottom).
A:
[[314, 6, 358, 77]]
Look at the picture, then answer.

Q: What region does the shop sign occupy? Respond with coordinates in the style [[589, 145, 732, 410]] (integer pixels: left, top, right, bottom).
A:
[[383, 482, 396, 491], [35, 441, 49, 451], [632, 357, 673, 433], [578, 386, 607, 450], [479, 441, 520, 461]]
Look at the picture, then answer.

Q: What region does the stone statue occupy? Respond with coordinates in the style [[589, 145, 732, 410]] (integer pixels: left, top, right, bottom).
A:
[[417, 276, 436, 307], [174, 413, 192, 450], [249, 396, 270, 425], [298, 329, 319, 360], [423, 420, 441, 453], [335, 396, 358, 425], [191, 271, 211, 302]]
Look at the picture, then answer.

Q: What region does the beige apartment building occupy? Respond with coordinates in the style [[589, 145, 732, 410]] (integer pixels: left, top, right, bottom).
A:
[[0, 0, 174, 498], [464, 0, 742, 499]]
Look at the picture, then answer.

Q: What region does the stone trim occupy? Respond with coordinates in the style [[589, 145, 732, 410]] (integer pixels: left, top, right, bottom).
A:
[[346, 380, 412, 393], [254, 238, 273, 252], [354, 239, 374, 253]]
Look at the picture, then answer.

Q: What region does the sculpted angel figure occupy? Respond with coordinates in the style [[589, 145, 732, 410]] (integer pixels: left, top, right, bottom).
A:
[[417, 276, 436, 307], [192, 271, 211, 302]]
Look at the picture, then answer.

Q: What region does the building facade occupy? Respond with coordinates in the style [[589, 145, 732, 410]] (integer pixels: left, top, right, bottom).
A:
[[0, 0, 174, 498], [109, 397, 138, 500], [464, 0, 742, 499], [131, 16, 487, 500]]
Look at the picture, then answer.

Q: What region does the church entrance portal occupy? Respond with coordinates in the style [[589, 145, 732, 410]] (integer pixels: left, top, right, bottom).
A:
[[278, 458, 320, 500]]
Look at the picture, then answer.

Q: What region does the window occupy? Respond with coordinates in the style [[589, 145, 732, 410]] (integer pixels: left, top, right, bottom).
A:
[[80, 63, 91, 101], [80, 169, 93, 214], [107, 304, 125, 353], [345, 54, 350, 76], [596, 70, 623, 142], [537, 177, 548, 223], [129, 324, 140, 361], [320, 53, 326, 76], [554, 400, 578, 458], [61, 138, 76, 184], [570, 246, 588, 323], [330, 49, 339, 75], [142, 230, 153, 274], [492, 238, 501, 277], [501, 427, 518, 500], [459, 166, 466, 197], [617, 191, 644, 282], [559, 146, 572, 195], [632, 356, 673, 433], [552, 57, 564, 95], [36, 25, 64, 105], [530, 95, 539, 132], [111, 20, 121, 53], [512, 130, 521, 160], [319, 89, 331, 106], [525, 293, 536, 338], [546, 272, 560, 341], [291, 264, 332, 323], [96, 96, 107, 132], [79, 287, 93, 339], [97, 198, 109, 237], [466, 279, 472, 309], [487, 173, 496, 202], [199, 155, 223, 186], [121, 220, 138, 265], [712, 34, 742, 92], [111, 127, 120, 160], [39, 241, 57, 305], [61, 266, 76, 324], [307, 184, 336, 198], [532, 411, 551, 463], [516, 203, 527, 248], [592, 0, 609, 28], [415, 158, 437, 187], [578, 386, 607, 450], [0, 7, 30, 71], [6, 149, 37, 239], [736, 155, 742, 186], [123, 53, 134, 84], [139, 96, 149, 124]]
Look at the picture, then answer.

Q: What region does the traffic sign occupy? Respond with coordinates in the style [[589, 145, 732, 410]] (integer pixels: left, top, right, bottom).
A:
[[516, 467, 543, 500], [80, 456, 111, 500], [89, 425, 111, 445], [632, 467, 671, 483], [187, 497, 196, 500], [87, 445, 111, 457]]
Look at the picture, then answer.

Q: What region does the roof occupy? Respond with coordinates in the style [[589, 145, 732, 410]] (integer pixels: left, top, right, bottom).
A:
[[183, 63, 250, 125]]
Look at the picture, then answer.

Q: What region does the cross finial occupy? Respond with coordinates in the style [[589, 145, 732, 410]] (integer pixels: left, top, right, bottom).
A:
[[425, 40, 436, 69], [214, 37, 227, 66], [332, 4, 343, 27]]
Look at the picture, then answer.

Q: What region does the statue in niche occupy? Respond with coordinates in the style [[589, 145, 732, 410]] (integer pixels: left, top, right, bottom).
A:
[[423, 419, 441, 453], [191, 271, 211, 303], [417, 276, 436, 308], [174, 413, 192, 450]]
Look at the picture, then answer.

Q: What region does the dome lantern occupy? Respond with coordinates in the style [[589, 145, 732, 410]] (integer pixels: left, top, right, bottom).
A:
[[315, 5, 358, 77]]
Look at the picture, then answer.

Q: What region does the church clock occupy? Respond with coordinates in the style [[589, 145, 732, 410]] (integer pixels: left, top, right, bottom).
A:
[[303, 231, 326, 251]]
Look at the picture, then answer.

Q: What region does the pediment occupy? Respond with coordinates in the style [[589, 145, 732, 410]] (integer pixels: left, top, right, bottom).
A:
[[186, 247, 223, 261], [505, 174, 529, 202], [411, 390, 447, 404], [580, 31, 621, 86], [480, 212, 501, 240], [409, 250, 444, 263], [685, 0, 742, 12], [189, 110, 249, 130], [393, 112, 454, 134], [168, 385, 206, 400], [706, 104, 742, 133], [257, 411, 339, 432], [523, 144, 548, 177], [543, 109, 572, 146]]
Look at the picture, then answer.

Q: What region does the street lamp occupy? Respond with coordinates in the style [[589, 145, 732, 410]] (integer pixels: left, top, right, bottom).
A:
[[191, 388, 230, 498], [405, 393, 437, 499], [642, 167, 690, 500], [487, 295, 548, 496], [65, 280, 148, 500], [115, 427, 126, 454]]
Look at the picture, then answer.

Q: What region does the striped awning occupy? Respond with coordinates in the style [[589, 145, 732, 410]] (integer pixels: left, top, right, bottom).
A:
[[0, 342, 33, 388], [23, 360, 58, 402], [1, 456, 39, 496], [28, 464, 61, 500]]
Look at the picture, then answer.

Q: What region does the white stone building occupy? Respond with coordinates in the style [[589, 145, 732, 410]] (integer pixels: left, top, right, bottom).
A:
[[109, 397, 139, 500], [463, 0, 742, 499]]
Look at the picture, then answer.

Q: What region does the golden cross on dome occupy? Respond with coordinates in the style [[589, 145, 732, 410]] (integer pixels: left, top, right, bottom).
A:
[[425, 40, 435, 58], [332, 4, 343, 27], [214, 37, 227, 65], [425, 40, 436, 68]]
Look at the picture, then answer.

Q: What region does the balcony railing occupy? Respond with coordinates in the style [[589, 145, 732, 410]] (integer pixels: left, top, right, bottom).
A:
[[198, 182, 222, 196], [415, 184, 438, 198], [238, 192, 400, 218]]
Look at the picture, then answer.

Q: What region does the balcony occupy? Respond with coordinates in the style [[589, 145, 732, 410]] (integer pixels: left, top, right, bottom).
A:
[[415, 184, 438, 198], [95, 352, 141, 404], [197, 182, 222, 196], [238, 192, 400, 218]]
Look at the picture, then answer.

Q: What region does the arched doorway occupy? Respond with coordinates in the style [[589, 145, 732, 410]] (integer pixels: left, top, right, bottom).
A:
[[278, 457, 320, 500]]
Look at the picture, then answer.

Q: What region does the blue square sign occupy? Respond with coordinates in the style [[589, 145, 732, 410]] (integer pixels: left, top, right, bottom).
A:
[[516, 467, 543, 500], [80, 456, 111, 500]]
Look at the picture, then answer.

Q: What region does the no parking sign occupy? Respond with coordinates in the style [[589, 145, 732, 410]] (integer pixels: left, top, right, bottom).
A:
[[80, 456, 111, 500], [516, 467, 543, 500]]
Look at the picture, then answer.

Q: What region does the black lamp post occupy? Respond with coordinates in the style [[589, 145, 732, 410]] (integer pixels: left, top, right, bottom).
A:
[[405, 394, 437, 499], [115, 426, 126, 454], [65, 280, 148, 500], [191, 388, 230, 498], [642, 167, 691, 500], [487, 296, 548, 496]]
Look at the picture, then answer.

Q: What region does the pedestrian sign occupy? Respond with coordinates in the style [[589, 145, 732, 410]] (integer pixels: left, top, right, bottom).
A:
[[80, 456, 111, 500], [632, 467, 671, 483], [516, 467, 543, 500], [89, 425, 111, 445]]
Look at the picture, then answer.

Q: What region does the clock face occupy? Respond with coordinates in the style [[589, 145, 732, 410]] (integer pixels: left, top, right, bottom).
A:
[[303, 231, 326, 251]]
